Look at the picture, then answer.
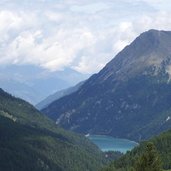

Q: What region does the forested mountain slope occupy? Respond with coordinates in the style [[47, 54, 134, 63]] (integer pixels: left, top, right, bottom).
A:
[[0, 88, 104, 171], [104, 129, 171, 170]]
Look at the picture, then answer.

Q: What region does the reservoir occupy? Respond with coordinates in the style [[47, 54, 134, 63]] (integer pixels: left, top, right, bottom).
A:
[[88, 135, 138, 153]]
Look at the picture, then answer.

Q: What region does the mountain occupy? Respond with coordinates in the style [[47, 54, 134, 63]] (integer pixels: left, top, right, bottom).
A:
[[0, 65, 89, 104], [0, 88, 105, 171], [42, 29, 171, 141], [36, 81, 85, 110]]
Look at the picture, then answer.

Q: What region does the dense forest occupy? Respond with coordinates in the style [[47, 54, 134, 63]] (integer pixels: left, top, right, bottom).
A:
[[102, 129, 171, 171], [2, 87, 171, 171], [0, 88, 105, 171]]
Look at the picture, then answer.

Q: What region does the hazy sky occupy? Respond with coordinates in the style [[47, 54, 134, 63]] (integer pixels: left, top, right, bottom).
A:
[[0, 0, 171, 74]]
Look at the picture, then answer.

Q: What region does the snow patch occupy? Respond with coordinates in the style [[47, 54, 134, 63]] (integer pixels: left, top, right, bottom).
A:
[[166, 116, 171, 122], [85, 133, 90, 137], [166, 65, 171, 81]]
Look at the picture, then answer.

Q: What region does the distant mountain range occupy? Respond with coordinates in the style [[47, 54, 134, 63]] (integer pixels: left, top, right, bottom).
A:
[[0, 65, 89, 105], [0, 88, 104, 171], [36, 81, 85, 110], [42, 29, 171, 141]]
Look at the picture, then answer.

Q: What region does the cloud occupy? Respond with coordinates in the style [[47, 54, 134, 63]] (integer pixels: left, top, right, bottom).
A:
[[0, 0, 171, 74]]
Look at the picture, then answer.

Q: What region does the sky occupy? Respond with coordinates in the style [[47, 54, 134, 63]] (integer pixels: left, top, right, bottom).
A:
[[0, 0, 171, 74]]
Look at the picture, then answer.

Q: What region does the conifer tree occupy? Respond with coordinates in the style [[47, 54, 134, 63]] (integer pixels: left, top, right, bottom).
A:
[[135, 142, 162, 171]]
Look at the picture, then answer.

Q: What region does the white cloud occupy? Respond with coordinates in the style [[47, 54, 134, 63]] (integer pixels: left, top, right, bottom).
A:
[[0, 0, 171, 74]]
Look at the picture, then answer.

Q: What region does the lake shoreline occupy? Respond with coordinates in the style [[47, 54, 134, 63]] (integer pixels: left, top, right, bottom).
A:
[[87, 134, 138, 153]]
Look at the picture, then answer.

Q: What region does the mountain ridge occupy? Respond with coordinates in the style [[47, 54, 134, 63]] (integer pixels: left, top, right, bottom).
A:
[[89, 29, 171, 83], [0, 65, 89, 104], [42, 29, 171, 141], [0, 88, 104, 171], [36, 80, 85, 110]]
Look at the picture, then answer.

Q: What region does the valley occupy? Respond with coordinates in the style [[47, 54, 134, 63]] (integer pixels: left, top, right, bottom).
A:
[[1, 1, 171, 170], [2, 29, 171, 170]]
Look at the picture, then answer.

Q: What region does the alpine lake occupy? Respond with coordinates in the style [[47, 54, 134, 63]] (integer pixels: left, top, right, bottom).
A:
[[87, 135, 138, 153]]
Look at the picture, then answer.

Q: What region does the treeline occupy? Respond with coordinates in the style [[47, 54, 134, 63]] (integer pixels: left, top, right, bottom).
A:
[[102, 142, 162, 171], [102, 129, 171, 171]]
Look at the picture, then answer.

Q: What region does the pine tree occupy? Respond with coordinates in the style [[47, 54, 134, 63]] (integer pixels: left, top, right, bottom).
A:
[[135, 142, 162, 171]]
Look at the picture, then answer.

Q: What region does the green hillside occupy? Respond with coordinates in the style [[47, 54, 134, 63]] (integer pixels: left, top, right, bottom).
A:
[[0, 88, 105, 171], [102, 129, 171, 171]]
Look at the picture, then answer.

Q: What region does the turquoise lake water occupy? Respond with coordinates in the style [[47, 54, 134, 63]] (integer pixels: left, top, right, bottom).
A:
[[88, 135, 138, 153]]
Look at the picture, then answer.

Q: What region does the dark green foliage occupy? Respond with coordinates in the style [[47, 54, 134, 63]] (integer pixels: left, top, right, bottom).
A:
[[0, 88, 105, 171], [102, 143, 162, 171], [104, 151, 123, 162], [134, 142, 162, 171], [104, 130, 171, 171], [0, 116, 62, 171]]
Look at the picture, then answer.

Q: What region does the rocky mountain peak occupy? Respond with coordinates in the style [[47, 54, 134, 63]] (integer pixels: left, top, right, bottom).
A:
[[97, 30, 171, 82], [42, 30, 171, 141]]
